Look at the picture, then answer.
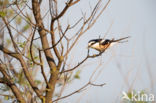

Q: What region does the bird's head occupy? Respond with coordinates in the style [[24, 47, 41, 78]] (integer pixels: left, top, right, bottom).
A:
[[88, 41, 95, 48]]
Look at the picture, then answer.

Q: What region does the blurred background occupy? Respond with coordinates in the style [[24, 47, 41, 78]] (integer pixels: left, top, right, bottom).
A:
[[0, 0, 156, 103], [54, 0, 156, 102]]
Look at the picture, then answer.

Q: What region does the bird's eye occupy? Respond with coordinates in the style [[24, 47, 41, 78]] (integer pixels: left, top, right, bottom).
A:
[[105, 40, 110, 43]]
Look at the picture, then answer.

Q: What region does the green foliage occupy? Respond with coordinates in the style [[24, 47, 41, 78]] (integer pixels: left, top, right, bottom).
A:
[[4, 95, 9, 100], [21, 24, 30, 32], [4, 95, 13, 100], [15, 16, 22, 25], [0, 0, 30, 33], [0, 11, 6, 17], [17, 41, 26, 48], [6, 39, 11, 44], [7, 9, 14, 18], [16, 71, 32, 89], [27, 51, 39, 67], [34, 80, 41, 85], [17, 71, 25, 84], [34, 56, 39, 60], [74, 70, 81, 79], [17, 41, 40, 67]]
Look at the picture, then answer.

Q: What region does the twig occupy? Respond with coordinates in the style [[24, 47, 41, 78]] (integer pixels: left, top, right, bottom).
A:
[[52, 0, 74, 22], [2, 18, 20, 52], [53, 81, 106, 102], [69, 17, 83, 29], [38, 49, 48, 86], [30, 27, 42, 65], [0, 2, 27, 31], [53, 82, 89, 102], [89, 82, 106, 87], [62, 49, 104, 73], [0, 64, 26, 103], [42, 25, 70, 51], [64, 0, 111, 58]]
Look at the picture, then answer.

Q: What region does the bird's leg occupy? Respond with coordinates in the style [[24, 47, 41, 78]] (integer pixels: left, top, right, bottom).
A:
[[87, 49, 90, 56]]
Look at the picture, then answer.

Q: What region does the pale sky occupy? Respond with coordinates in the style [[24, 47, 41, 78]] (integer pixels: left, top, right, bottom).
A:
[[50, 0, 156, 103], [1, 0, 156, 102]]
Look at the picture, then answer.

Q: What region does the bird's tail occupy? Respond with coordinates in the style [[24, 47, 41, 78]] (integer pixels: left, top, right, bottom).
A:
[[111, 36, 130, 43]]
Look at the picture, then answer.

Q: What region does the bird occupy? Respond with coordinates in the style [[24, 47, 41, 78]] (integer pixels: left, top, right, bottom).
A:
[[88, 36, 130, 52]]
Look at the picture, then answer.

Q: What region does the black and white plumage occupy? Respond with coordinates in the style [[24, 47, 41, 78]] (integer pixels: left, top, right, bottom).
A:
[[88, 36, 130, 52]]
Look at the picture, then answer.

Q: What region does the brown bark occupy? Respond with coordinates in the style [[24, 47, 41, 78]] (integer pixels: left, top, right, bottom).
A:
[[0, 64, 26, 103], [32, 0, 58, 102]]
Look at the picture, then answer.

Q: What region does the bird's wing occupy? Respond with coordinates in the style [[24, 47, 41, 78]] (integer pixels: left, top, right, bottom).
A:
[[100, 39, 111, 45], [89, 39, 102, 43]]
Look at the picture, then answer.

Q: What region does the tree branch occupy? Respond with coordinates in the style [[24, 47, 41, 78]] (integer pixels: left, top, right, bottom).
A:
[[0, 64, 26, 103], [52, 0, 74, 22], [2, 17, 20, 52], [0, 45, 20, 59], [0, 46, 43, 100], [30, 27, 42, 65], [53, 81, 105, 102], [62, 49, 104, 73], [32, 0, 58, 102], [38, 49, 48, 86]]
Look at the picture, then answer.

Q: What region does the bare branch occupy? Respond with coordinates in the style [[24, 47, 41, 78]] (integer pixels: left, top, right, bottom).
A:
[[63, 49, 105, 73], [2, 17, 20, 52], [64, 0, 111, 57], [0, 46, 43, 100], [43, 25, 70, 51], [69, 0, 80, 6], [0, 64, 26, 103], [52, 0, 74, 22], [0, 2, 27, 31], [89, 82, 106, 87], [0, 46, 20, 59], [30, 27, 42, 65], [32, 0, 58, 102], [53, 81, 105, 102], [53, 82, 89, 102], [39, 49, 48, 86], [69, 17, 83, 29]]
